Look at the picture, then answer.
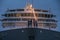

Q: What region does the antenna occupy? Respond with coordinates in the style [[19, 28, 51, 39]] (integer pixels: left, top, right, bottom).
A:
[[26, 0, 33, 7], [48, 8, 51, 30], [31, 0, 33, 7], [26, 0, 30, 6], [48, 8, 51, 13], [26, 0, 38, 28]]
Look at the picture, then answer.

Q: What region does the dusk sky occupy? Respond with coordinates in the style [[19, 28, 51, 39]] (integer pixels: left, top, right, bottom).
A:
[[0, 0, 60, 32]]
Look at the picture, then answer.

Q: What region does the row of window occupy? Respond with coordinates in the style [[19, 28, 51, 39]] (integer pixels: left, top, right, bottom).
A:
[[2, 19, 21, 21], [7, 9, 24, 12], [7, 9, 48, 12], [2, 23, 56, 28], [3, 13, 55, 18], [38, 19, 57, 22], [2, 23, 15, 27], [2, 18, 57, 22], [39, 23, 57, 28]]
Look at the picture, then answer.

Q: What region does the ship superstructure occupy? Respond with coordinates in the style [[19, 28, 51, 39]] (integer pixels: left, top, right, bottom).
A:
[[1, 3, 57, 30]]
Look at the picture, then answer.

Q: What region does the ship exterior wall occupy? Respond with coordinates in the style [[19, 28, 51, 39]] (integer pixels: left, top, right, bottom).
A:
[[0, 28, 60, 40]]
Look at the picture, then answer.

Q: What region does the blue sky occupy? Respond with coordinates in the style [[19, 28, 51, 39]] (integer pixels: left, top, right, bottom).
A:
[[0, 0, 60, 31]]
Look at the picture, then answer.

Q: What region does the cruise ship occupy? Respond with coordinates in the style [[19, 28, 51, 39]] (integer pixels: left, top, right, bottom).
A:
[[0, 0, 60, 40]]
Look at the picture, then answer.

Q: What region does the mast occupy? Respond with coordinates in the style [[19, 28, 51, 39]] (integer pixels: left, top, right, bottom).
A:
[[48, 8, 51, 30], [25, 0, 38, 28]]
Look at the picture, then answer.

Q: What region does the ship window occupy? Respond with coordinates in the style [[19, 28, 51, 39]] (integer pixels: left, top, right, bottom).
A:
[[24, 13, 30, 16], [22, 18, 28, 21], [42, 14, 45, 17], [16, 13, 21, 17], [45, 23, 50, 26], [38, 19, 45, 21], [51, 15, 56, 17], [35, 9, 40, 11], [8, 13, 16, 17], [34, 13, 38, 16], [2, 23, 15, 27], [2, 19, 7, 21], [42, 14, 48, 17], [27, 14, 30, 16], [4, 14, 7, 17], [10, 13, 14, 17], [30, 13, 33, 16], [21, 13, 33, 17], [38, 14, 40, 17], [7, 14, 10, 17], [3, 18, 21, 21], [38, 19, 57, 22], [6, 13, 16, 17], [45, 14, 48, 17], [47, 14, 50, 18], [14, 13, 16, 17], [38, 14, 45, 17], [9, 10, 15, 12], [44, 23, 57, 28], [38, 14, 54, 18], [17, 9, 24, 11], [21, 14, 24, 16]]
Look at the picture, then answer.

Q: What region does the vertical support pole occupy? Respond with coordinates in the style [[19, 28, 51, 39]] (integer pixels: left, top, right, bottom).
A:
[[48, 8, 51, 30]]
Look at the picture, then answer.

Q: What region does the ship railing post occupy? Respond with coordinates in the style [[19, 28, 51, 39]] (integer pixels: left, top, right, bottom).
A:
[[48, 8, 51, 30]]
